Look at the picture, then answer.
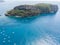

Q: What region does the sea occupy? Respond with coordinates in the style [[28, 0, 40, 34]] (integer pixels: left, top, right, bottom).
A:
[[0, 1, 60, 45]]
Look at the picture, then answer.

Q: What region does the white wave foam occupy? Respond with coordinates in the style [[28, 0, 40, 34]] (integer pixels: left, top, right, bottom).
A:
[[27, 35, 60, 45]]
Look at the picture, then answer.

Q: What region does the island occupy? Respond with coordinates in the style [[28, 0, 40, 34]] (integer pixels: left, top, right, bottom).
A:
[[5, 3, 58, 17]]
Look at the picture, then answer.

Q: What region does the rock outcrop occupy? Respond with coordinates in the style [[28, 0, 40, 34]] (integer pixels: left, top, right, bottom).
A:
[[5, 3, 58, 17]]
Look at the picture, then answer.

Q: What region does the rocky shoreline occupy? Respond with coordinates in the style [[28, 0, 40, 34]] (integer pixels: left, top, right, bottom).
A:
[[5, 3, 58, 17]]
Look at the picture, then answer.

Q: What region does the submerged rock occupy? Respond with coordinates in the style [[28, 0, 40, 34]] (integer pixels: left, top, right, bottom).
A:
[[5, 3, 58, 17]]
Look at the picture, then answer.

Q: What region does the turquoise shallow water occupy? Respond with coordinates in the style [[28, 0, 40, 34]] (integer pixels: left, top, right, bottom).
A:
[[0, 1, 60, 45]]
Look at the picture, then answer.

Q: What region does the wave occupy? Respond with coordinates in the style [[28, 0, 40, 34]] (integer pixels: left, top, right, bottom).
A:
[[26, 35, 60, 45]]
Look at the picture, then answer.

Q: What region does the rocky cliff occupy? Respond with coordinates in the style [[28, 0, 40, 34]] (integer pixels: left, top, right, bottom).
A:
[[5, 3, 58, 17]]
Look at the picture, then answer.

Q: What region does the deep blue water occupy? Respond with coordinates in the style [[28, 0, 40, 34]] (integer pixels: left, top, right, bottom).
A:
[[0, 1, 60, 45]]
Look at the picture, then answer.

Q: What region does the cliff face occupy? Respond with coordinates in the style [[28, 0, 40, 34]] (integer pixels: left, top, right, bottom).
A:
[[49, 5, 58, 13], [5, 3, 58, 17], [14, 5, 38, 11]]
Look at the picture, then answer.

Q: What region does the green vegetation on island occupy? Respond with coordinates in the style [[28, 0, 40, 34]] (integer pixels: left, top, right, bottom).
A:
[[5, 3, 58, 17]]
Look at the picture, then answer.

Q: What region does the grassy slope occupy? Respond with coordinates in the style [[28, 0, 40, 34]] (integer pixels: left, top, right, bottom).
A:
[[6, 3, 52, 17]]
